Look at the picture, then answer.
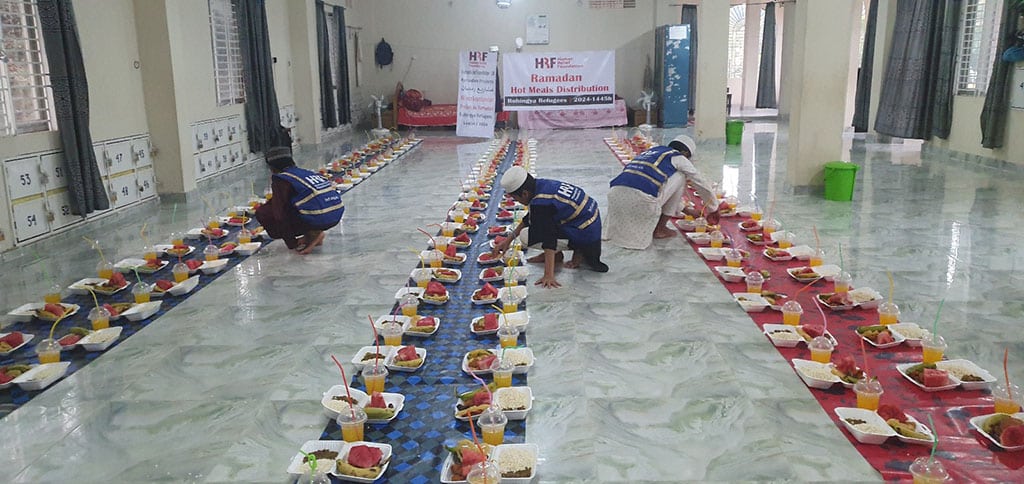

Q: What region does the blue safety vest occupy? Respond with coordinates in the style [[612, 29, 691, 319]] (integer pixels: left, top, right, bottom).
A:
[[609, 145, 678, 197], [531, 178, 601, 244], [273, 166, 345, 227]]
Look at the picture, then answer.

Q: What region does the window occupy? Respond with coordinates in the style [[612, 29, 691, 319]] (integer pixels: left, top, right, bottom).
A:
[[956, 0, 1004, 95], [209, 0, 245, 106], [0, 0, 55, 136], [727, 6, 745, 80]]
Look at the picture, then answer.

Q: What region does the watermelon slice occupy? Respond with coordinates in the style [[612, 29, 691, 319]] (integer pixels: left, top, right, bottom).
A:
[[498, 210, 512, 217], [480, 283, 498, 297], [482, 268, 499, 279], [108, 272, 127, 287], [396, 345, 418, 362], [0, 332, 24, 347], [874, 330, 895, 345], [877, 404, 907, 423], [415, 317, 436, 327], [346, 445, 383, 469], [425, 281, 446, 297], [368, 392, 387, 409], [58, 334, 82, 347], [185, 259, 203, 270], [1001, 425, 1024, 447], [922, 368, 949, 387], [801, 324, 824, 339], [43, 303, 65, 317], [454, 232, 471, 243], [444, 245, 457, 258], [155, 280, 175, 291]]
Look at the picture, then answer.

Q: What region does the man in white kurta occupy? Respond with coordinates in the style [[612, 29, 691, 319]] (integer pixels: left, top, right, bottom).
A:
[[605, 135, 719, 250]]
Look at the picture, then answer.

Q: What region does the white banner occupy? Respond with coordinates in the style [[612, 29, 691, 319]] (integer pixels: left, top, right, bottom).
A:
[[456, 50, 498, 138], [502, 51, 615, 111]]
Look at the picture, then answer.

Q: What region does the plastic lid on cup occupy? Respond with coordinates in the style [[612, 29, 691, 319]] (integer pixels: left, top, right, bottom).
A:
[[88, 306, 111, 320], [781, 300, 803, 313], [808, 335, 834, 351], [477, 405, 508, 426], [853, 378, 883, 394], [745, 271, 764, 284], [35, 338, 61, 354], [381, 321, 404, 336], [335, 405, 367, 425], [909, 456, 949, 483], [878, 301, 899, 314]]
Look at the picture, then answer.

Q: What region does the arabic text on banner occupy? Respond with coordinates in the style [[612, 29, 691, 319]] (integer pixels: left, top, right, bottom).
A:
[[502, 51, 615, 111], [456, 50, 498, 138]]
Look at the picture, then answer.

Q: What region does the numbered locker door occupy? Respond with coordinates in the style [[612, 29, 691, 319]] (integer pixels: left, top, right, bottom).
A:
[[38, 152, 69, 191], [136, 167, 157, 200], [103, 140, 134, 175], [93, 144, 109, 178], [45, 188, 80, 230], [4, 156, 44, 200], [214, 146, 231, 173], [212, 120, 228, 148], [11, 196, 49, 242], [229, 143, 244, 168], [108, 171, 140, 209], [132, 137, 152, 168]]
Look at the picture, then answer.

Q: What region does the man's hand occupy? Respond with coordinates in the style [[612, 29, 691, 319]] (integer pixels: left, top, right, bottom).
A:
[[535, 274, 561, 288], [491, 236, 512, 256]]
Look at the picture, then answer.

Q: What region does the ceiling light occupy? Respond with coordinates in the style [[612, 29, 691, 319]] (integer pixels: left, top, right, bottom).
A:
[[496, 0, 511, 8]]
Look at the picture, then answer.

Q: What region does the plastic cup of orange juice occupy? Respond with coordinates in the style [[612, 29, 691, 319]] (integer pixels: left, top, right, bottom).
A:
[[809, 336, 833, 363], [491, 358, 514, 388], [725, 249, 743, 268], [709, 231, 724, 248], [361, 365, 388, 395], [172, 262, 190, 283], [921, 334, 946, 364], [97, 261, 114, 280], [132, 282, 151, 303], [781, 301, 803, 326], [877, 302, 899, 325], [88, 306, 111, 331], [694, 217, 708, 233], [44, 284, 62, 304], [381, 321, 403, 346], [745, 271, 764, 294], [497, 324, 519, 348], [993, 382, 1022, 414], [35, 338, 61, 364], [834, 271, 852, 295], [854, 379, 883, 411], [336, 406, 367, 443], [413, 271, 431, 288], [477, 406, 508, 446], [400, 294, 419, 318]]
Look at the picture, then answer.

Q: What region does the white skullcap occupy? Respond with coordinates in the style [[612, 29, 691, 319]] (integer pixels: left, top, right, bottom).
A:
[[670, 134, 697, 157], [501, 166, 528, 193]]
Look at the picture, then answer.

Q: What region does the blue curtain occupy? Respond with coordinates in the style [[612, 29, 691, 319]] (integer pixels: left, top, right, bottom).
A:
[[852, 0, 879, 132], [37, 0, 108, 215], [234, 0, 283, 152]]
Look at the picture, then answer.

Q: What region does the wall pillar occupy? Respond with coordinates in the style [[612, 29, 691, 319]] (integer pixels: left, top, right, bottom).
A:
[[288, 0, 322, 146], [786, 0, 857, 186], [693, 0, 729, 142]]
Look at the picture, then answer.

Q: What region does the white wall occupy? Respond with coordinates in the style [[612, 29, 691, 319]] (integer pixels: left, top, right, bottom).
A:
[[0, 0, 150, 252], [351, 0, 680, 117], [927, 96, 1024, 166]]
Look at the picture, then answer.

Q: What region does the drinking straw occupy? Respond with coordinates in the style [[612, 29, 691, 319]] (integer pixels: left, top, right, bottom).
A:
[[132, 268, 143, 284], [814, 295, 828, 332], [927, 414, 938, 464], [416, 228, 437, 248], [860, 336, 871, 378], [87, 289, 99, 310], [932, 299, 944, 337], [1004, 348, 1011, 399], [812, 226, 821, 254], [140, 223, 149, 248], [329, 354, 357, 419], [47, 311, 68, 340], [367, 315, 380, 372], [838, 243, 844, 272], [466, 408, 486, 456], [298, 450, 319, 474], [887, 271, 895, 304], [83, 236, 107, 264]]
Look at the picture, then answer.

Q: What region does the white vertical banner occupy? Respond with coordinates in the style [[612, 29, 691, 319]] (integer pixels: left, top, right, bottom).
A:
[[502, 51, 615, 111], [456, 50, 498, 138]]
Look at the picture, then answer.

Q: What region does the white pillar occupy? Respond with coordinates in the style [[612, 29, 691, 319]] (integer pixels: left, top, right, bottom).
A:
[[786, 0, 857, 186], [777, 1, 796, 118], [741, 3, 761, 109], [868, 0, 897, 134], [288, 0, 322, 146], [693, 0, 729, 142]]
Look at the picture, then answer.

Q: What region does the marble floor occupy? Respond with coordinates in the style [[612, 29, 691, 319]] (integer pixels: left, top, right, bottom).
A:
[[2, 123, 1023, 483]]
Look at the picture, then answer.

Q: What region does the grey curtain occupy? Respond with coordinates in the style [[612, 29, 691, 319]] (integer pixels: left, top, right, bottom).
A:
[[931, 0, 962, 139], [334, 5, 351, 125], [37, 0, 108, 215], [755, 3, 777, 108], [234, 0, 282, 153], [315, 1, 337, 129], [852, 0, 879, 132], [681, 5, 697, 114], [874, 0, 961, 140], [980, 0, 1021, 148]]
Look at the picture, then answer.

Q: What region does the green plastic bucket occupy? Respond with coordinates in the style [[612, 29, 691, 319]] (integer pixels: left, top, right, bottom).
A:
[[823, 161, 859, 201], [725, 121, 744, 145]]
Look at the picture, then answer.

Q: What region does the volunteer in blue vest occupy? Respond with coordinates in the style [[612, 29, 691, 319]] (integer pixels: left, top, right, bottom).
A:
[[493, 166, 608, 288], [255, 146, 345, 254], [605, 134, 719, 250]]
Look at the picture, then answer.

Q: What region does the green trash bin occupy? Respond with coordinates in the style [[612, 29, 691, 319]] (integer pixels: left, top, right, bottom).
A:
[[823, 161, 859, 201], [725, 120, 744, 145]]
